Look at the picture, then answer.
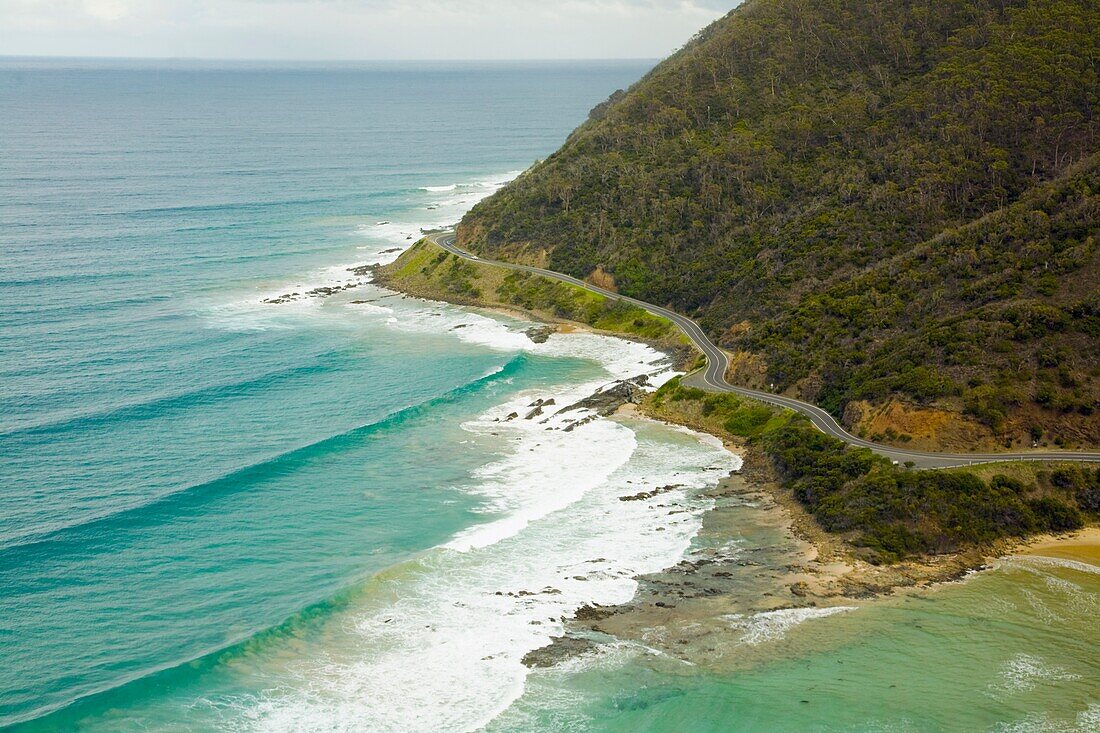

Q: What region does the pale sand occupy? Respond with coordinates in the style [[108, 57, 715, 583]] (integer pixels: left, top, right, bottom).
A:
[[1016, 526, 1100, 567]]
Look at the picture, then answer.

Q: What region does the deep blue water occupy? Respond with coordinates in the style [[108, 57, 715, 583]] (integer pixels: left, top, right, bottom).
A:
[[0, 58, 655, 728]]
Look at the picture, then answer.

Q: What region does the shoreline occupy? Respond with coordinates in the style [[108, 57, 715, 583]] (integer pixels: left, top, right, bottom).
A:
[[372, 261, 1098, 671], [525, 397, 1100, 670]]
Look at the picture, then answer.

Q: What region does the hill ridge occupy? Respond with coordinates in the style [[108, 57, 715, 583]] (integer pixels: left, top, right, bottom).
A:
[[458, 0, 1099, 449]]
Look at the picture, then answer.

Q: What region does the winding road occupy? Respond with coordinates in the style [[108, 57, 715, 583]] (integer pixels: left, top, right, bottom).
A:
[[428, 231, 1100, 469]]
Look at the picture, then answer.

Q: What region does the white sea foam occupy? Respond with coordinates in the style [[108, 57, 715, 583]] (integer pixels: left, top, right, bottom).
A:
[[204, 169, 525, 326], [1001, 555, 1100, 576], [445, 382, 636, 552], [723, 606, 855, 645], [420, 171, 523, 195], [989, 653, 1081, 694], [200, 166, 735, 731], [992, 704, 1100, 733], [992, 556, 1100, 627], [200, 261, 376, 331], [229, 380, 740, 732], [372, 302, 678, 388], [993, 707, 1100, 733], [344, 301, 394, 316], [353, 221, 424, 256]]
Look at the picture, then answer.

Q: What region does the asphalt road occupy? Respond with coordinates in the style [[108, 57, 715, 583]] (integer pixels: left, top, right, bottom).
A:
[[428, 231, 1100, 469]]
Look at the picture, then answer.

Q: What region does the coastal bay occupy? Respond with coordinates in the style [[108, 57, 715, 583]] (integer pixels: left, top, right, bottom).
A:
[[3, 53, 1096, 733], [376, 237, 1099, 730]]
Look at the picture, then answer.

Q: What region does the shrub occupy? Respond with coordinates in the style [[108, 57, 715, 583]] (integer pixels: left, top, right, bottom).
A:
[[1028, 497, 1084, 532]]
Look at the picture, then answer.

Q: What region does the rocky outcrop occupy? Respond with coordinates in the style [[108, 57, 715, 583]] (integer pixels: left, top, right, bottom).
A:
[[619, 484, 683, 502], [556, 380, 646, 418], [524, 325, 554, 343], [521, 636, 596, 668]]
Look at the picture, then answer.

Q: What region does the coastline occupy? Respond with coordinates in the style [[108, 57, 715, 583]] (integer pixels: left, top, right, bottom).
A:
[[370, 239, 698, 368], [12, 52, 1097, 731], [524, 370, 1100, 672], [373, 258, 1098, 672]]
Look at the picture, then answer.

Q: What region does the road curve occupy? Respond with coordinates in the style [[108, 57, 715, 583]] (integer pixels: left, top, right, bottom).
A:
[[428, 231, 1100, 470]]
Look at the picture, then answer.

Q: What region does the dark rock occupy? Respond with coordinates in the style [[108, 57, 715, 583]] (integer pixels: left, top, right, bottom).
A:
[[574, 604, 615, 621], [524, 325, 554, 343], [521, 636, 596, 668], [562, 415, 598, 432], [557, 380, 646, 418], [619, 484, 683, 502]]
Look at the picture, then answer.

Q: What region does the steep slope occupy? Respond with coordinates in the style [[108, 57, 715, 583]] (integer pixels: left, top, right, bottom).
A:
[[458, 0, 1099, 448]]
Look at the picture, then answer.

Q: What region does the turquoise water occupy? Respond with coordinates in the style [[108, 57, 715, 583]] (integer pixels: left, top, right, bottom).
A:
[[490, 556, 1100, 733], [1, 58, 690, 728], [2, 58, 1097, 733]]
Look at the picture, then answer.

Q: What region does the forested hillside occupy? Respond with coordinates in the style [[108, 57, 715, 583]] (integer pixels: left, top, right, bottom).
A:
[[458, 0, 1099, 449]]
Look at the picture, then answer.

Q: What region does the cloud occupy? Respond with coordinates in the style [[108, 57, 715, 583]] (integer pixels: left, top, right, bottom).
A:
[[0, 0, 734, 59]]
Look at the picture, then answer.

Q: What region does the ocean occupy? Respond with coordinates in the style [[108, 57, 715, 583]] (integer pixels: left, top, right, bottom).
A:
[[1, 58, 1096, 732]]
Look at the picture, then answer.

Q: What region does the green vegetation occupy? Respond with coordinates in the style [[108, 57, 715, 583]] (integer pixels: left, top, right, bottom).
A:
[[652, 379, 1097, 564], [765, 422, 1091, 563], [378, 240, 683, 344], [495, 269, 677, 341], [460, 0, 1100, 447], [748, 165, 1100, 433], [651, 376, 794, 439]]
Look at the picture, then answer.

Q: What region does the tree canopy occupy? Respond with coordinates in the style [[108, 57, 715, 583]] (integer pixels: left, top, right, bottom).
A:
[[459, 0, 1099, 447]]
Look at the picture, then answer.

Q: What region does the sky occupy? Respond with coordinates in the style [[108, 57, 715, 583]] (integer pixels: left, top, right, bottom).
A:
[[0, 1, 734, 60]]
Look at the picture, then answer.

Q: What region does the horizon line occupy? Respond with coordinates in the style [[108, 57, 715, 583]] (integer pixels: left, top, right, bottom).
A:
[[0, 54, 660, 64]]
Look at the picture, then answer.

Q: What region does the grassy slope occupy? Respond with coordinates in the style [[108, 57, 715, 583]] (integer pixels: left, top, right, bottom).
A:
[[376, 239, 687, 348], [459, 0, 1100, 450]]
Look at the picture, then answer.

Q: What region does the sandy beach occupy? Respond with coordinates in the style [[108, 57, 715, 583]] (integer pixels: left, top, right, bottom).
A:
[[1017, 527, 1100, 565]]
